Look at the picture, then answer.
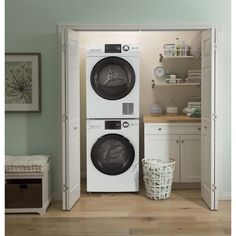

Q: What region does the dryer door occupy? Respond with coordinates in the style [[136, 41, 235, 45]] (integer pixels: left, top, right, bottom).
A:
[[91, 134, 135, 175], [90, 56, 135, 100]]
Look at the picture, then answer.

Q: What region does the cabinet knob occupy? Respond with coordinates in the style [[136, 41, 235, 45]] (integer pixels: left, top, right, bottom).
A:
[[198, 127, 201, 131], [204, 126, 207, 129], [176, 140, 179, 143], [158, 128, 162, 131], [181, 140, 184, 143]]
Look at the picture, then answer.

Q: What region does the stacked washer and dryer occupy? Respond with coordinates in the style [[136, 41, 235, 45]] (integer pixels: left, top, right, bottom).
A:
[[86, 44, 140, 192]]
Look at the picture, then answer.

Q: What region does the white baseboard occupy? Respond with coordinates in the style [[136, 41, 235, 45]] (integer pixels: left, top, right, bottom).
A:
[[219, 192, 231, 200]]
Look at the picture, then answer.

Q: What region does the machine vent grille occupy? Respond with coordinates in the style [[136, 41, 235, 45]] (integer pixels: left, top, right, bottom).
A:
[[122, 103, 134, 115]]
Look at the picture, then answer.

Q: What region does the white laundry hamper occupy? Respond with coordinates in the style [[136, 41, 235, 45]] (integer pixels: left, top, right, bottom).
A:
[[142, 158, 175, 200]]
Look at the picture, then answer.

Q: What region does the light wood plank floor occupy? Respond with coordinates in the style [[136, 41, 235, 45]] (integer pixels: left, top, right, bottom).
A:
[[5, 183, 231, 236]]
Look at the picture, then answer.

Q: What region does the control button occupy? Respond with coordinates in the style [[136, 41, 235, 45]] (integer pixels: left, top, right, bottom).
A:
[[123, 45, 129, 51], [123, 121, 129, 128]]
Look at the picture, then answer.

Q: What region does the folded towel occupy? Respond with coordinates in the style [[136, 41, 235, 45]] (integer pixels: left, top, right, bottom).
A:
[[5, 155, 50, 173]]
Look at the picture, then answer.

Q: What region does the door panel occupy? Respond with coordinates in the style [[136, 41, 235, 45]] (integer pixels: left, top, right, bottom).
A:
[[180, 135, 201, 182], [62, 28, 80, 210], [144, 134, 180, 182], [201, 29, 217, 210]]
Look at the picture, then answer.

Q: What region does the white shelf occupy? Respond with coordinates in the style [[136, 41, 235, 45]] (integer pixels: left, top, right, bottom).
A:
[[154, 82, 201, 87], [159, 53, 198, 62], [163, 56, 195, 59]]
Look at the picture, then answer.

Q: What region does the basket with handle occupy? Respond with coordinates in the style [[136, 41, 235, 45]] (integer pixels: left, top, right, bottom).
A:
[[142, 158, 175, 200]]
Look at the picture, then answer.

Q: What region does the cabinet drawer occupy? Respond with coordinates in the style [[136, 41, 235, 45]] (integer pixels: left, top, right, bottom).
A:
[[5, 179, 42, 208], [144, 123, 201, 135]]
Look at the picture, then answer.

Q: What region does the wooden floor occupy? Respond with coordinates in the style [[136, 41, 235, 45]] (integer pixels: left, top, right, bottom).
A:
[[5, 183, 231, 236]]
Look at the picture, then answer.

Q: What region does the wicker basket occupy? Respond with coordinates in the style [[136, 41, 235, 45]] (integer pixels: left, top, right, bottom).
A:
[[142, 158, 175, 200]]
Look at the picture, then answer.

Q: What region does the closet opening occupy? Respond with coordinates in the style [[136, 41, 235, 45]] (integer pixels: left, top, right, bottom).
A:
[[59, 25, 222, 211]]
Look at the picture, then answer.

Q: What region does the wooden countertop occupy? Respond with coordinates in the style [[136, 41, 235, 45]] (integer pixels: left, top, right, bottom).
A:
[[143, 115, 201, 123]]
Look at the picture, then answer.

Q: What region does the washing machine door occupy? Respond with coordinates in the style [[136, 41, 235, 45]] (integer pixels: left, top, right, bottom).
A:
[[90, 56, 135, 100], [91, 134, 135, 175]]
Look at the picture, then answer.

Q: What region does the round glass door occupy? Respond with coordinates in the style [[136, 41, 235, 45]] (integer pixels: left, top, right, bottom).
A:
[[90, 56, 135, 100], [91, 134, 135, 175]]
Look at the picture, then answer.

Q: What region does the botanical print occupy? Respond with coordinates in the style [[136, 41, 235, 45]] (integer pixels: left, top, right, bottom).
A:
[[5, 61, 32, 104]]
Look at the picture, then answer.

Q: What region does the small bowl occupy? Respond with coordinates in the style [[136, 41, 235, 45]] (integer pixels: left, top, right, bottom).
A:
[[166, 107, 178, 115], [150, 107, 162, 115]]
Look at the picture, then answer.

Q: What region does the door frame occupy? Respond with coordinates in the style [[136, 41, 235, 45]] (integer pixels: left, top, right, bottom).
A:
[[57, 24, 224, 203]]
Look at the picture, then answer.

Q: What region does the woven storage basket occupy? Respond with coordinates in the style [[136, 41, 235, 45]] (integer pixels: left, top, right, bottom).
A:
[[142, 158, 175, 200]]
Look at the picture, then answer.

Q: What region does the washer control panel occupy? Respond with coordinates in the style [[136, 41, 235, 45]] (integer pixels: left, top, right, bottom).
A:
[[122, 45, 129, 51], [103, 120, 138, 130], [105, 120, 121, 130]]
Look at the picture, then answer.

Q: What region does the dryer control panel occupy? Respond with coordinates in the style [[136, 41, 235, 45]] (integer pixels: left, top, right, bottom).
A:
[[86, 44, 139, 55]]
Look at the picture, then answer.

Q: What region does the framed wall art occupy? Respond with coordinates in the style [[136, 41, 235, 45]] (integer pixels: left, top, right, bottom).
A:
[[5, 53, 41, 112]]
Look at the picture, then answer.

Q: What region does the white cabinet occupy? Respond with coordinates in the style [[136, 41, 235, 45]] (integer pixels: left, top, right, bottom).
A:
[[144, 123, 201, 183], [145, 134, 180, 182], [180, 135, 201, 182]]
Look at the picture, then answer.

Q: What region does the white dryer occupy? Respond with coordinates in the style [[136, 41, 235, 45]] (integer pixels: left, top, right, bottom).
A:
[[87, 119, 139, 192], [86, 44, 140, 119]]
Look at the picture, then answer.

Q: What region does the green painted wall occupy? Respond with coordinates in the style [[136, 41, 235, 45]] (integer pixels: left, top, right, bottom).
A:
[[5, 0, 231, 199]]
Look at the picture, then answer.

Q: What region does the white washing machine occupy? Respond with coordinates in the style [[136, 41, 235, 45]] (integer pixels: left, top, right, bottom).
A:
[[86, 44, 140, 119], [87, 119, 139, 192]]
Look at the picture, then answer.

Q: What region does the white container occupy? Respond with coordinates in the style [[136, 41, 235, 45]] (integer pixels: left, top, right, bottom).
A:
[[142, 158, 176, 200], [150, 107, 162, 115], [166, 106, 178, 115], [150, 103, 162, 115]]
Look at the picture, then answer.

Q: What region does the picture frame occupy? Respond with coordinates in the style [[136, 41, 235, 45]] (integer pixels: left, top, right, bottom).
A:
[[5, 53, 41, 112]]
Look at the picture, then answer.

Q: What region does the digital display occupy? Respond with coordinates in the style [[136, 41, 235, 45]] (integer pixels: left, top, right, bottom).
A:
[[105, 121, 121, 129], [105, 44, 121, 53]]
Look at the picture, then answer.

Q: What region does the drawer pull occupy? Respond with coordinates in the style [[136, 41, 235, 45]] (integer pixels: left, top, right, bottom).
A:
[[158, 128, 162, 131]]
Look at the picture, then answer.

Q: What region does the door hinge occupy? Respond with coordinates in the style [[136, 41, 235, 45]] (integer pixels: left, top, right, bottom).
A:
[[62, 43, 68, 52], [213, 43, 217, 51], [212, 114, 217, 120], [211, 184, 217, 192], [62, 114, 68, 122], [63, 185, 68, 192]]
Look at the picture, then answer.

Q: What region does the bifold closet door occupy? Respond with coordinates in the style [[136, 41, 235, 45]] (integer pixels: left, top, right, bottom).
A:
[[62, 28, 81, 210], [201, 28, 218, 210]]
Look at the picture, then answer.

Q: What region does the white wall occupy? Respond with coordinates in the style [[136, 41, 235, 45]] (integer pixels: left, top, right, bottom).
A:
[[79, 31, 201, 177]]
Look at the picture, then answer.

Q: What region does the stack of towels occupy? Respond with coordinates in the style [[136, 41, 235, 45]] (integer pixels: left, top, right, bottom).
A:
[[183, 98, 201, 117], [5, 155, 50, 173], [185, 70, 201, 83]]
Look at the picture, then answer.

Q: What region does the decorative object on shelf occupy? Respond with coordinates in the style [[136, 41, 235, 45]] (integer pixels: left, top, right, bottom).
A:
[[185, 69, 201, 83], [150, 102, 162, 115], [166, 74, 183, 84], [183, 101, 201, 118], [163, 40, 190, 57], [5, 53, 41, 112], [166, 106, 179, 115], [154, 66, 166, 78]]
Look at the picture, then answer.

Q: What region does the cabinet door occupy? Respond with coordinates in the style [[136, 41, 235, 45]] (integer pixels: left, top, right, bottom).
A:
[[144, 134, 180, 182], [180, 135, 201, 182]]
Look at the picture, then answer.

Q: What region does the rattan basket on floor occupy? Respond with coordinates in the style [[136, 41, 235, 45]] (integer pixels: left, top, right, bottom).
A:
[[142, 158, 175, 200]]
